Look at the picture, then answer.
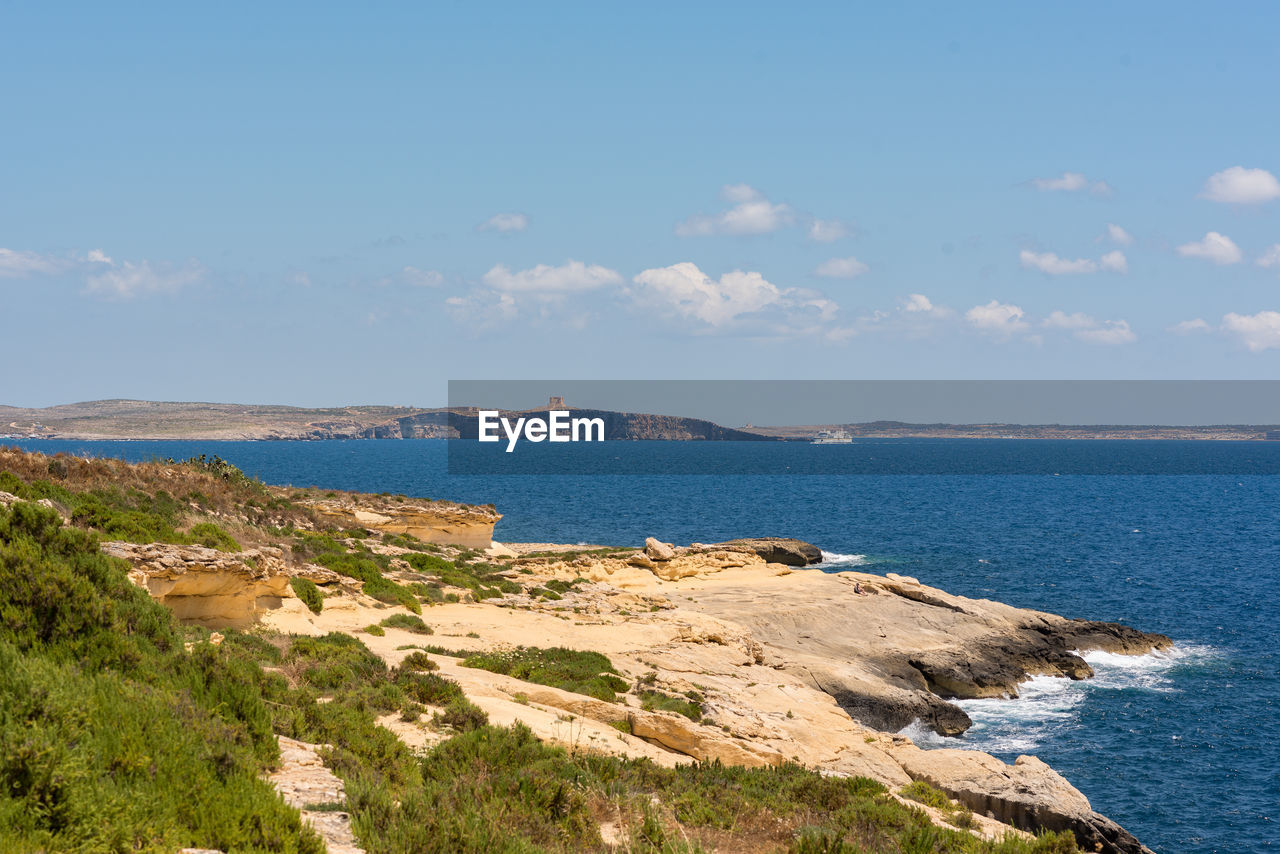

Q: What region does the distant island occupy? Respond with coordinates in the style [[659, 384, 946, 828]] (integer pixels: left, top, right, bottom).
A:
[[3, 398, 1278, 441]]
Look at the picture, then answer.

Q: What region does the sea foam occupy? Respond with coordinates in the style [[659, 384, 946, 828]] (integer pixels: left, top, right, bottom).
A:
[[820, 550, 869, 567], [899, 642, 1220, 754]]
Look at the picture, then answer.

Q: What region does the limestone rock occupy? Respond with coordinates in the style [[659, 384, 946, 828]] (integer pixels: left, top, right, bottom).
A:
[[304, 496, 500, 549], [644, 537, 677, 561], [712, 537, 824, 566], [628, 709, 785, 767], [892, 747, 1154, 853], [103, 541, 345, 629]]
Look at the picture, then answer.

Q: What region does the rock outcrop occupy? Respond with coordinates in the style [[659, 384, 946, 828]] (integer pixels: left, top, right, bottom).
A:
[[711, 537, 824, 566], [103, 542, 344, 629], [304, 496, 501, 549], [890, 745, 1154, 853]]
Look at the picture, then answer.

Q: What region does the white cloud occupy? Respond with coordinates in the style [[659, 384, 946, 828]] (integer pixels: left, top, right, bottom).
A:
[[900, 293, 952, 319], [807, 219, 849, 242], [721, 183, 758, 203], [84, 259, 206, 299], [1176, 231, 1242, 265], [676, 185, 793, 236], [0, 248, 64, 277], [1257, 244, 1280, 268], [1099, 250, 1129, 273], [482, 260, 621, 294], [1042, 310, 1096, 330], [1104, 224, 1134, 246], [1042, 310, 1136, 344], [445, 291, 519, 327], [966, 300, 1029, 336], [478, 212, 530, 232], [0, 246, 202, 298], [1222, 311, 1280, 352], [630, 262, 835, 329], [814, 256, 869, 278], [1077, 320, 1135, 344], [1020, 248, 1127, 275], [1031, 172, 1111, 195], [1169, 318, 1211, 334], [1199, 167, 1280, 205]]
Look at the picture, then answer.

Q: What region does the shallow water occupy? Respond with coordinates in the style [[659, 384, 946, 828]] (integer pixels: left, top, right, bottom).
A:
[[13, 438, 1278, 852]]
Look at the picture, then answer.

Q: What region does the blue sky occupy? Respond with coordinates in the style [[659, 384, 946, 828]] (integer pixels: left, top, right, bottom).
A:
[[3, 2, 1279, 407]]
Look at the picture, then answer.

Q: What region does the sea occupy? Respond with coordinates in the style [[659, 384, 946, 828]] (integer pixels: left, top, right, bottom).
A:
[[10, 438, 1278, 853]]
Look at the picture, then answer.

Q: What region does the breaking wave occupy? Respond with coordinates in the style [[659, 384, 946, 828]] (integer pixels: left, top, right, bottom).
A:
[[820, 550, 869, 567], [899, 642, 1222, 755]]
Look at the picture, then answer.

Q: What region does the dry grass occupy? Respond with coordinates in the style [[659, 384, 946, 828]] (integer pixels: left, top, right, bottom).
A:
[[0, 446, 319, 543]]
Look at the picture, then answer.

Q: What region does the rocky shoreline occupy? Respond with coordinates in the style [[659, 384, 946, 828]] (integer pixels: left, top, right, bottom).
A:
[[0, 447, 1164, 853], [100, 517, 1166, 853]]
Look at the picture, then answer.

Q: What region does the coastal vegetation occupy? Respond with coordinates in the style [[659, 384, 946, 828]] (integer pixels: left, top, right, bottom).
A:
[[462, 646, 631, 702], [289, 576, 324, 613], [0, 500, 322, 852]]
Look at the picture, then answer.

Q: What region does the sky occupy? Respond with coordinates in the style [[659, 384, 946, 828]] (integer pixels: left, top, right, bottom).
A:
[[2, 2, 1280, 408]]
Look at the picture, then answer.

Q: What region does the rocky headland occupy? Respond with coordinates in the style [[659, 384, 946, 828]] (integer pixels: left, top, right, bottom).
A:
[[0, 448, 1169, 852], [110, 531, 1163, 852]]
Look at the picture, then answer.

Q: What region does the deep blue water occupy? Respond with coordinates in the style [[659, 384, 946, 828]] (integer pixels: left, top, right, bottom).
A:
[[12, 439, 1279, 853]]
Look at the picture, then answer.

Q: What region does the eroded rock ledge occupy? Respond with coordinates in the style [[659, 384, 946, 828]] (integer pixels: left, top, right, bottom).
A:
[[301, 495, 501, 549], [103, 542, 347, 628]]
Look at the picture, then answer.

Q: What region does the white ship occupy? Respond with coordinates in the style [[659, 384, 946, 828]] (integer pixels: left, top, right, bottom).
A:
[[811, 429, 853, 444]]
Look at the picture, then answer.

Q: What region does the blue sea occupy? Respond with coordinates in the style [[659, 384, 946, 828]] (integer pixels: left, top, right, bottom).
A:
[[12, 439, 1279, 853]]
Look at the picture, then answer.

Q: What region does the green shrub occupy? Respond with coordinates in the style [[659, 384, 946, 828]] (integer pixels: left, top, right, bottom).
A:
[[312, 549, 421, 614], [900, 779, 954, 811], [431, 697, 490, 733], [638, 688, 704, 722], [380, 614, 432, 634], [290, 577, 323, 614], [189, 521, 241, 551], [402, 553, 522, 600], [398, 651, 438, 672], [399, 671, 466, 707], [0, 501, 322, 852], [286, 633, 387, 691], [461, 646, 629, 702]]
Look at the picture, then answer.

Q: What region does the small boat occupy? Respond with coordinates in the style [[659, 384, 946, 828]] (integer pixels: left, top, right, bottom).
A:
[[811, 429, 853, 444]]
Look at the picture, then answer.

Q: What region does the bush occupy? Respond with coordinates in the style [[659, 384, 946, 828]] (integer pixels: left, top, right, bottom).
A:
[[380, 614, 432, 634], [399, 671, 466, 706], [432, 697, 490, 733], [286, 633, 387, 691], [900, 779, 955, 811], [461, 646, 629, 702], [0, 501, 322, 852], [398, 651, 438, 672], [638, 689, 704, 722], [290, 577, 323, 614], [189, 521, 241, 551], [402, 552, 522, 600]]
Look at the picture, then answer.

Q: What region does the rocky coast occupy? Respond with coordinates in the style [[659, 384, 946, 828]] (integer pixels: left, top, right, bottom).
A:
[[118, 527, 1165, 852], [0, 449, 1169, 852]]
